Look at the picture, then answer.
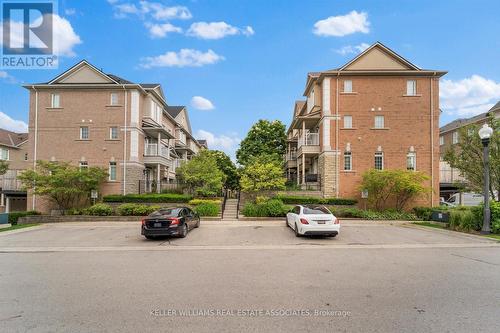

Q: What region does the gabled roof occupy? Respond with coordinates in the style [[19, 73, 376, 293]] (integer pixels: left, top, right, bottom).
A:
[[46, 60, 120, 84], [302, 42, 447, 96], [166, 106, 185, 119], [0, 128, 28, 148], [338, 41, 421, 71], [440, 102, 500, 134]]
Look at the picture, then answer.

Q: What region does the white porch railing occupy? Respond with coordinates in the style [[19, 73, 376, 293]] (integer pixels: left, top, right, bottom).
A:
[[145, 143, 170, 158], [298, 133, 319, 147]]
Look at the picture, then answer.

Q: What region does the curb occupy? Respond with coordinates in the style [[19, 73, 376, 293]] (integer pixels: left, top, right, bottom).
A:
[[403, 223, 499, 243]]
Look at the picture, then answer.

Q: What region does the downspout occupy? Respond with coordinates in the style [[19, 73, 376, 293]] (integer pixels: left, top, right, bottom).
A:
[[336, 74, 340, 197], [122, 86, 128, 195], [32, 86, 38, 210], [430, 74, 435, 206]]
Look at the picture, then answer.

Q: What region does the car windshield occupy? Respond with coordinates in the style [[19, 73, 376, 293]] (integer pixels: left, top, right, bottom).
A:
[[149, 208, 181, 217], [303, 206, 331, 215]]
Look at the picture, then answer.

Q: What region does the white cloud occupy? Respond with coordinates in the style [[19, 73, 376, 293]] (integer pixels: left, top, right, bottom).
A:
[[0, 111, 28, 132], [145, 22, 182, 38], [440, 75, 500, 117], [336, 42, 370, 55], [0, 14, 81, 57], [64, 8, 76, 16], [187, 21, 254, 39], [140, 49, 224, 68], [141, 2, 192, 20], [313, 10, 370, 37], [0, 71, 17, 83], [191, 96, 215, 110], [110, 1, 191, 20], [195, 129, 240, 160]]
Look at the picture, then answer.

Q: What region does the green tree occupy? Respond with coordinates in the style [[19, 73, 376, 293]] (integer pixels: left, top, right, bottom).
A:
[[207, 150, 240, 190], [236, 119, 286, 166], [18, 161, 108, 213], [444, 117, 499, 200], [0, 160, 8, 176], [240, 155, 286, 192], [360, 169, 430, 211], [176, 150, 224, 197]]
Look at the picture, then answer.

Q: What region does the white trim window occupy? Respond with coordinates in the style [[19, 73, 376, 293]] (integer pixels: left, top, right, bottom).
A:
[[344, 115, 353, 129], [109, 162, 117, 181], [343, 80, 352, 93], [51, 93, 60, 108], [80, 126, 89, 140], [374, 115, 385, 129], [344, 151, 352, 171], [452, 131, 459, 144], [406, 152, 416, 171], [406, 80, 416, 96], [0, 148, 9, 160], [374, 152, 384, 170], [110, 93, 119, 106], [439, 136, 444, 146], [110, 127, 119, 140], [79, 161, 88, 170]]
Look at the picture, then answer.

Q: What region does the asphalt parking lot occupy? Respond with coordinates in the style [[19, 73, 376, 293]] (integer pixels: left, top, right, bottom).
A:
[[1, 221, 499, 333]]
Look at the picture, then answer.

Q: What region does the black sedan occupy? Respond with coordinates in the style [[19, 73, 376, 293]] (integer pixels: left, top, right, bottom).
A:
[[141, 207, 200, 239]]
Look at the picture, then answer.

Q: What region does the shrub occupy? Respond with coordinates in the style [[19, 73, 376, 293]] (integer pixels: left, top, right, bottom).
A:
[[194, 203, 220, 217], [117, 203, 160, 216], [82, 203, 114, 216], [255, 196, 270, 204], [103, 193, 192, 203], [332, 208, 416, 220], [8, 211, 41, 225], [449, 209, 480, 232], [274, 195, 357, 206], [241, 199, 291, 217], [412, 206, 450, 221], [188, 199, 221, 206]]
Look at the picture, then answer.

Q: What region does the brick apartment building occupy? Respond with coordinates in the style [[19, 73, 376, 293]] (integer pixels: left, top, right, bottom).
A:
[[24, 60, 205, 212], [285, 42, 446, 206], [439, 101, 500, 199], [0, 129, 29, 212]]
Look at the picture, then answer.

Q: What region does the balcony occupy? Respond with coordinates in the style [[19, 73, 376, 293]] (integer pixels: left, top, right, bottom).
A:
[[440, 162, 465, 184], [284, 150, 297, 168], [0, 177, 23, 192], [143, 143, 172, 168], [297, 132, 320, 156], [175, 129, 187, 147]]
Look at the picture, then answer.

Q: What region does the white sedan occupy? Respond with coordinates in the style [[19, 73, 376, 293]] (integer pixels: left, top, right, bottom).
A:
[[286, 205, 340, 237]]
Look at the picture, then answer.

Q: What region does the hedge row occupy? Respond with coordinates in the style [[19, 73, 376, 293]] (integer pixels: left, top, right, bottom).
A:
[[103, 193, 192, 203], [8, 211, 41, 225], [274, 195, 357, 206]]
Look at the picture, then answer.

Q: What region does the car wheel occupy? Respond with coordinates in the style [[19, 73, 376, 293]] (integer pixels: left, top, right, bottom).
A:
[[144, 235, 156, 240], [294, 223, 301, 237], [194, 219, 200, 228], [178, 224, 188, 238]]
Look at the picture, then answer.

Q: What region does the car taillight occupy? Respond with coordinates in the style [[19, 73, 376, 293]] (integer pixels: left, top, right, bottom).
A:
[[300, 218, 309, 225], [141, 219, 146, 225], [169, 218, 180, 225], [334, 218, 340, 225]]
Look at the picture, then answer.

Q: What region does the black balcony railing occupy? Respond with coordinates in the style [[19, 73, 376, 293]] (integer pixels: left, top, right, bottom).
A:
[[138, 180, 184, 194]]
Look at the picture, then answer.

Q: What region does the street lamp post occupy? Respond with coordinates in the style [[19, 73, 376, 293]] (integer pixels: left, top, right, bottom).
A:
[[478, 124, 494, 234]]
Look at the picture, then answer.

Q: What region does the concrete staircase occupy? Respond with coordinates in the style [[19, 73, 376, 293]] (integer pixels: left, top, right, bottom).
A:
[[222, 199, 239, 220]]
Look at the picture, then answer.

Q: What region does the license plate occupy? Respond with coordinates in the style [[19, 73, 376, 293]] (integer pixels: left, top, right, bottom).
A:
[[154, 222, 162, 228], [316, 221, 326, 224]]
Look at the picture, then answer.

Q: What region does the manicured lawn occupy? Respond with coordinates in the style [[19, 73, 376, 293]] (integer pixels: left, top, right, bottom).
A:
[[0, 224, 39, 233], [413, 222, 500, 241], [483, 234, 500, 241], [413, 222, 446, 229]]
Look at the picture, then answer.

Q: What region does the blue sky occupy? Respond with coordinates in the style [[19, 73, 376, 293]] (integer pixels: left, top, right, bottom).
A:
[[1, 0, 500, 159]]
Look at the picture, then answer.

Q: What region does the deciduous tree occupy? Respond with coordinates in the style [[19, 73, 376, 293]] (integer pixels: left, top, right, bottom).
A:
[[240, 155, 286, 192], [18, 161, 108, 213], [236, 119, 286, 166], [444, 117, 499, 201], [176, 150, 224, 197]]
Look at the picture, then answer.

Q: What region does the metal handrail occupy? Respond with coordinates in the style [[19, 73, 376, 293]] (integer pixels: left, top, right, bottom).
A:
[[221, 189, 228, 219], [236, 190, 241, 220]]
